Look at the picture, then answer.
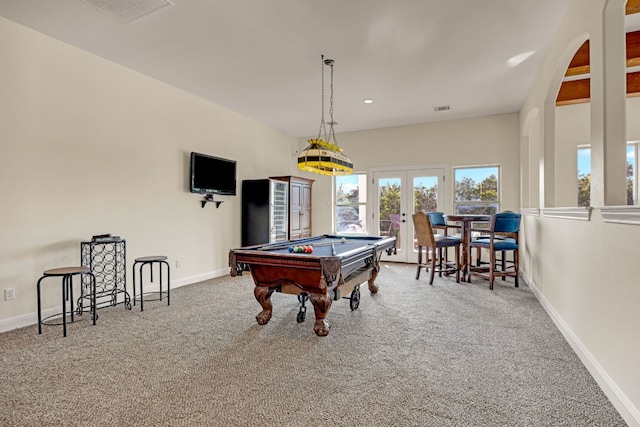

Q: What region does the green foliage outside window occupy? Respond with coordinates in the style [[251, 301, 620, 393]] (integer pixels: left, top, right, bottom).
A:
[[577, 174, 591, 207], [454, 167, 499, 214], [377, 182, 438, 222], [414, 184, 438, 213], [577, 163, 633, 207], [336, 183, 358, 204], [378, 182, 400, 226], [455, 174, 498, 202]]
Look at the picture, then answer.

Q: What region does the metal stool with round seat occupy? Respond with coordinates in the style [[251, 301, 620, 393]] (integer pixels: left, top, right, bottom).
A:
[[36, 266, 97, 337], [132, 256, 170, 311]]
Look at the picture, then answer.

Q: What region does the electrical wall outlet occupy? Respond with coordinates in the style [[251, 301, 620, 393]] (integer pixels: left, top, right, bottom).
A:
[[4, 288, 15, 301], [175, 260, 181, 269]]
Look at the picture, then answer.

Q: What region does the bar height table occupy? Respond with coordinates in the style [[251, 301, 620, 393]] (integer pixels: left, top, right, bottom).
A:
[[443, 214, 491, 282]]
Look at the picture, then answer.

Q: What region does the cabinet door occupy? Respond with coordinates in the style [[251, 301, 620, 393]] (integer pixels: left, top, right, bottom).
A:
[[299, 181, 312, 238], [289, 180, 303, 240]]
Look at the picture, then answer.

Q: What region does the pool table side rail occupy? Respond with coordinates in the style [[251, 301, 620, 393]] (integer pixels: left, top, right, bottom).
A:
[[229, 235, 396, 279], [236, 234, 395, 252]]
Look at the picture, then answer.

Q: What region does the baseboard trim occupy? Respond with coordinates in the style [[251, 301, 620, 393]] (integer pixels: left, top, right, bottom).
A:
[[0, 268, 230, 334], [525, 276, 640, 427]]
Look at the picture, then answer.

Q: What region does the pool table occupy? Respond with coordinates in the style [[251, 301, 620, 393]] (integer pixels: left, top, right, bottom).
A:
[[229, 234, 396, 336]]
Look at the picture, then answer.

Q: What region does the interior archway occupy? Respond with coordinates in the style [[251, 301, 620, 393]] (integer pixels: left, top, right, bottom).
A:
[[551, 0, 640, 207]]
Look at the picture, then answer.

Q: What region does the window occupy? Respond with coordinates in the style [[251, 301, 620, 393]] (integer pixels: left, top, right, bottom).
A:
[[577, 143, 636, 206], [453, 166, 500, 214], [335, 173, 367, 234], [577, 146, 591, 207], [628, 142, 637, 205]]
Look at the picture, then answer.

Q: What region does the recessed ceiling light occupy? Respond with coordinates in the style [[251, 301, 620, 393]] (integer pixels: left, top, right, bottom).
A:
[[363, 99, 374, 104]]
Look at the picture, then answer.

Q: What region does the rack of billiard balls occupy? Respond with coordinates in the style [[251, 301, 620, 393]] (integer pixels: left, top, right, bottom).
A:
[[289, 245, 313, 253], [285, 238, 348, 255]]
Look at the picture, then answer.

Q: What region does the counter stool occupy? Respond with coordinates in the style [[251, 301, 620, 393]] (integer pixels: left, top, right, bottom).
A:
[[132, 256, 170, 311], [37, 266, 97, 337]]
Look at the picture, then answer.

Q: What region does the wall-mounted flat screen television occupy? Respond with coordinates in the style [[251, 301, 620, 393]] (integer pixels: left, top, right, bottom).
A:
[[190, 152, 237, 196]]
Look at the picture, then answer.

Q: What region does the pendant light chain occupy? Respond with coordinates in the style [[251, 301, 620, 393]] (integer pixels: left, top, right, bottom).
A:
[[327, 58, 337, 144], [317, 55, 327, 142]]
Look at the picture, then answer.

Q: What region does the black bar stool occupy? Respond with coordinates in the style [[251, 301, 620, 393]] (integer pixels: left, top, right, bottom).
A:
[[36, 266, 97, 337], [132, 256, 170, 311]]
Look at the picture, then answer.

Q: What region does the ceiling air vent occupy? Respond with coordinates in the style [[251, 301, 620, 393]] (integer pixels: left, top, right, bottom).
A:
[[433, 105, 451, 112], [83, 0, 174, 24]]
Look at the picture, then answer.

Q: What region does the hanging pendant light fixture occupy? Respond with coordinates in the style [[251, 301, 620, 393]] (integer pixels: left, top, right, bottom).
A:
[[298, 55, 354, 176]]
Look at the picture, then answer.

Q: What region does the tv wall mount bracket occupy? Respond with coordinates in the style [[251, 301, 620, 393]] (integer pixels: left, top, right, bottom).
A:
[[201, 194, 223, 208]]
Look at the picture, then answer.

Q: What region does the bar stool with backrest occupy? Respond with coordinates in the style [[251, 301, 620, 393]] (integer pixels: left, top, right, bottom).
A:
[[132, 256, 170, 311], [471, 210, 518, 279], [468, 212, 521, 290], [412, 212, 461, 285], [428, 212, 461, 268], [37, 266, 97, 337]]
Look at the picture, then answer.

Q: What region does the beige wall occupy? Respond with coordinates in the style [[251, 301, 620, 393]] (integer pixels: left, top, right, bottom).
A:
[[520, 0, 640, 424], [0, 17, 299, 322], [555, 103, 590, 206]]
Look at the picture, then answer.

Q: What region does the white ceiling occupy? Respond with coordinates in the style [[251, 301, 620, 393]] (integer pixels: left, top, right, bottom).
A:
[[0, 0, 573, 138]]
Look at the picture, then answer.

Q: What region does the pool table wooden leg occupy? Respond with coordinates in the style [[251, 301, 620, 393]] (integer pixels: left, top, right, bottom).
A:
[[367, 271, 380, 293], [308, 292, 332, 336], [254, 285, 276, 325], [367, 255, 381, 294]]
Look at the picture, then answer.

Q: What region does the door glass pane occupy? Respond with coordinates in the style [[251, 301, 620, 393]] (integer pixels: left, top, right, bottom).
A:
[[378, 177, 401, 253], [412, 175, 438, 253], [413, 176, 438, 213]]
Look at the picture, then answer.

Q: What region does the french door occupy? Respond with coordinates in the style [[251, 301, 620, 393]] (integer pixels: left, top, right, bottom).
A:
[[372, 166, 447, 263]]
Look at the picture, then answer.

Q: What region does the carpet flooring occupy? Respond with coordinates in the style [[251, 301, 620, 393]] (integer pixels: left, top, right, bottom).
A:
[[0, 263, 627, 426]]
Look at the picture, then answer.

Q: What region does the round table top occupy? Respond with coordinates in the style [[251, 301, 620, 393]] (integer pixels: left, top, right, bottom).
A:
[[134, 255, 168, 262], [43, 266, 91, 276], [444, 214, 491, 222]]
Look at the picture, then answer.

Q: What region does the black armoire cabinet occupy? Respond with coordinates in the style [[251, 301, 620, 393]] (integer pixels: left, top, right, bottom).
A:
[[241, 179, 289, 247]]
